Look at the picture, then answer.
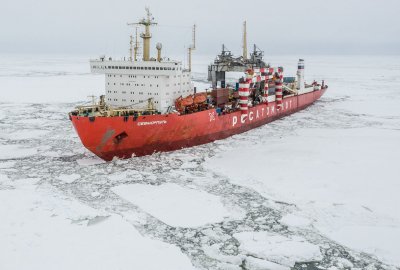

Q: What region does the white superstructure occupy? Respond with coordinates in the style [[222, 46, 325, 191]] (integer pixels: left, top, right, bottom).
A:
[[90, 58, 193, 112], [89, 8, 194, 113]]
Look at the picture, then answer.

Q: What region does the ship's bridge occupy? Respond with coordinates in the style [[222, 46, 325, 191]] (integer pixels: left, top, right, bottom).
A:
[[90, 58, 185, 74]]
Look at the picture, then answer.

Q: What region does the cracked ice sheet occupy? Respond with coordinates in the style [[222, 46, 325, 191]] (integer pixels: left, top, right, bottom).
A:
[[318, 225, 400, 267], [0, 184, 195, 270], [112, 183, 244, 227], [205, 127, 400, 266], [0, 144, 38, 160], [0, 129, 49, 140], [234, 231, 322, 267]]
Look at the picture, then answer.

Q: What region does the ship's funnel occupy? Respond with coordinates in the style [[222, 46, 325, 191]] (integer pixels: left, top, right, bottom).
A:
[[297, 59, 305, 91], [156, 43, 162, 62]]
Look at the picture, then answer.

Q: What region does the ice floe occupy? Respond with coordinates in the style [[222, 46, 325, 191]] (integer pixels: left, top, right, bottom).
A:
[[0, 144, 37, 160], [112, 183, 238, 227], [234, 231, 322, 267], [57, 173, 81, 183]]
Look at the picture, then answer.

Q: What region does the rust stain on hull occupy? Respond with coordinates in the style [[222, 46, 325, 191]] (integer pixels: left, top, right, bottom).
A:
[[96, 128, 115, 151]]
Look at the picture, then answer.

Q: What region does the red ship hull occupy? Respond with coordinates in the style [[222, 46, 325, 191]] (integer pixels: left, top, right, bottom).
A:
[[70, 88, 326, 161]]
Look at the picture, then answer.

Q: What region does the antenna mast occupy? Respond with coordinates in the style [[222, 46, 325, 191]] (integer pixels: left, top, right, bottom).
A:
[[188, 24, 196, 72], [129, 35, 133, 61], [134, 27, 139, 61], [127, 8, 157, 61], [242, 21, 247, 60]]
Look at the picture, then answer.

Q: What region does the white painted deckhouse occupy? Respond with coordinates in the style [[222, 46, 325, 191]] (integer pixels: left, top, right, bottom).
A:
[[90, 59, 193, 112]]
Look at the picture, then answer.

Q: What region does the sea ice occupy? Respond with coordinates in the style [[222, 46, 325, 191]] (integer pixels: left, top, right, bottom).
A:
[[0, 129, 49, 140], [244, 257, 290, 270], [0, 185, 195, 270], [233, 231, 322, 267], [0, 144, 37, 160], [112, 183, 236, 227], [317, 225, 400, 266], [280, 213, 312, 228], [206, 127, 400, 265], [57, 173, 80, 184], [0, 161, 16, 168], [76, 157, 106, 166]]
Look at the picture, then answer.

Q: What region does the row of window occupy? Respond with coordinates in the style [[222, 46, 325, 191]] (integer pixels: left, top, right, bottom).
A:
[[107, 75, 161, 79], [107, 98, 160, 104], [107, 90, 160, 96], [95, 65, 180, 71], [107, 82, 189, 87]]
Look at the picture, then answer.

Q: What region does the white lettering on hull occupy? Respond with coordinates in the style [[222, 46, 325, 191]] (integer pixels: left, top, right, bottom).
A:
[[231, 98, 294, 127], [137, 120, 167, 126], [232, 116, 238, 127]]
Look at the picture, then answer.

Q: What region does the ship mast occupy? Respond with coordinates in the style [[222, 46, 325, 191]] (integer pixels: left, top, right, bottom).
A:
[[129, 34, 133, 61], [127, 8, 157, 61], [188, 24, 196, 72], [242, 21, 247, 60], [134, 27, 139, 61]]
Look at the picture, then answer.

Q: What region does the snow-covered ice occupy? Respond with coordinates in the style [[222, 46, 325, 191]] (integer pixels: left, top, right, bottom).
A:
[[76, 157, 106, 166], [57, 173, 81, 183], [0, 184, 195, 270], [280, 213, 312, 228], [0, 129, 49, 140], [0, 144, 37, 160], [0, 54, 399, 269], [112, 183, 241, 227], [234, 231, 323, 267], [318, 225, 400, 267]]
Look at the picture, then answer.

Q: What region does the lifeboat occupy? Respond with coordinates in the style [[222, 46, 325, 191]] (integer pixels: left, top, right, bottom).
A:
[[193, 93, 207, 104]]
